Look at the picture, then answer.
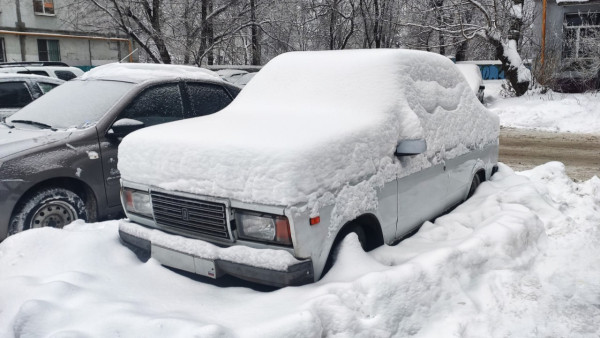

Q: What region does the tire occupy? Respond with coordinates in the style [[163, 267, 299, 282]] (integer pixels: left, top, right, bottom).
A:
[[9, 187, 88, 235], [321, 224, 367, 278], [466, 173, 482, 200]]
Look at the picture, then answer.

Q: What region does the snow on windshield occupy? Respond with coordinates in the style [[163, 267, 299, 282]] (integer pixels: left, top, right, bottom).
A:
[[1, 163, 598, 336], [119, 49, 498, 210], [7, 80, 134, 129], [81, 62, 220, 83]]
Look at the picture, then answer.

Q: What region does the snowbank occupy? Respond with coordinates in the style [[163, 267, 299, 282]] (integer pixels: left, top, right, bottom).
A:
[[1, 162, 598, 337], [119, 49, 497, 207], [486, 80, 600, 134]]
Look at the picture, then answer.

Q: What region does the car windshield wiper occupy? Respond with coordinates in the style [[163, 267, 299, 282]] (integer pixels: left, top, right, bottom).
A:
[[9, 119, 56, 131], [0, 117, 14, 129]]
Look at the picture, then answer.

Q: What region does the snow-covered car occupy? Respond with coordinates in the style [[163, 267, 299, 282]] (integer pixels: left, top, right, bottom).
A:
[[0, 73, 64, 119], [0, 61, 84, 81], [0, 63, 241, 240], [456, 63, 485, 103], [118, 50, 499, 287]]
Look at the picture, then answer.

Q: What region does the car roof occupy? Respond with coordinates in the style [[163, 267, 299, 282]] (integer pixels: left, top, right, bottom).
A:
[[0, 72, 65, 83], [80, 63, 224, 84]]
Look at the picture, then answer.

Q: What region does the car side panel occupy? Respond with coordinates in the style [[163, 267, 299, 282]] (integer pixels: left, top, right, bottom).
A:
[[0, 136, 107, 239], [288, 178, 398, 280], [396, 162, 448, 238]]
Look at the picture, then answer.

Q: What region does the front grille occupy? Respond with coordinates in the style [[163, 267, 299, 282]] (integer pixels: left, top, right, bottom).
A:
[[151, 191, 230, 239]]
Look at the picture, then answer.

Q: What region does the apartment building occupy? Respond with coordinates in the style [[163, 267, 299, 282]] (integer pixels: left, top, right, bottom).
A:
[[0, 0, 134, 68]]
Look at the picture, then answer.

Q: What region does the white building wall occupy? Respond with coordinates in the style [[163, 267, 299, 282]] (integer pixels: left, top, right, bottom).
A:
[[0, 0, 134, 66]]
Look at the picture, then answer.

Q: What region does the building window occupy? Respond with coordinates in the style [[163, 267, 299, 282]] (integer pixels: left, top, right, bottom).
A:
[[33, 0, 54, 15], [0, 38, 6, 63], [38, 39, 60, 61], [563, 12, 600, 60]]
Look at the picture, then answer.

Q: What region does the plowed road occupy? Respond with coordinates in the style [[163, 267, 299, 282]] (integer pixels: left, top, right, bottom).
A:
[[499, 127, 600, 181]]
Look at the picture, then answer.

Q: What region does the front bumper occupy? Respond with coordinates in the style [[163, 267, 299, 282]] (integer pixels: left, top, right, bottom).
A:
[[119, 220, 314, 287]]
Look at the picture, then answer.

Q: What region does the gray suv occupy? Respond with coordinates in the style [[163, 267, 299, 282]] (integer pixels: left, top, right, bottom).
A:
[[0, 63, 240, 240]]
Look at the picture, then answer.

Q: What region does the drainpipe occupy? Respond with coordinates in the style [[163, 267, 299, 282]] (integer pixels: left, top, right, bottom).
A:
[[15, 0, 27, 61], [541, 0, 547, 66]]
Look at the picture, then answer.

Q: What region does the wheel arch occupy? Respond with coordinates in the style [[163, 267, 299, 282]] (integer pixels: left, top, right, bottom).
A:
[[11, 177, 98, 222]]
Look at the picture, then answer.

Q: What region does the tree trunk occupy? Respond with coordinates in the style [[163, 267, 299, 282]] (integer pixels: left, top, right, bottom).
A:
[[250, 0, 261, 64]]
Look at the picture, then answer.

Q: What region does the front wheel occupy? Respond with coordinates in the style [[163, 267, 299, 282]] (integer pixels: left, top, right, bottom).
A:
[[321, 224, 367, 278], [9, 187, 88, 235]]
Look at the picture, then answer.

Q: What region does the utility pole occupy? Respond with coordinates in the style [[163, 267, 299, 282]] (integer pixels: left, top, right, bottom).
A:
[[15, 0, 27, 61]]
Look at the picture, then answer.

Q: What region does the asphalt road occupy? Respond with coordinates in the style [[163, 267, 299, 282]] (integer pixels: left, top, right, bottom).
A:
[[499, 127, 600, 181]]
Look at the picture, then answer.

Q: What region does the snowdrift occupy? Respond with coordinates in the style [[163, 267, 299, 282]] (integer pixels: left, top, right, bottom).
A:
[[1, 162, 599, 337]]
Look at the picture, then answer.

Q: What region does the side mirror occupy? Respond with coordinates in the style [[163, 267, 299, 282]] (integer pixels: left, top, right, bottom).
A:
[[107, 118, 145, 138], [395, 139, 427, 156]]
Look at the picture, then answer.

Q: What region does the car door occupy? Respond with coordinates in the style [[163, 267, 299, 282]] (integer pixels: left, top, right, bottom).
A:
[[182, 81, 235, 118], [99, 82, 186, 208], [395, 160, 448, 238]]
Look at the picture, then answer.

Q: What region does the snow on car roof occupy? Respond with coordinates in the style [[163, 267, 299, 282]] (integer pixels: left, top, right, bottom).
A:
[[119, 49, 498, 208], [80, 62, 221, 83], [455, 63, 483, 94], [0, 72, 64, 82]]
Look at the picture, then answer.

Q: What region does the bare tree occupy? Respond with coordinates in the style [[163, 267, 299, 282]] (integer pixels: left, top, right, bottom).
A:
[[402, 0, 532, 96]]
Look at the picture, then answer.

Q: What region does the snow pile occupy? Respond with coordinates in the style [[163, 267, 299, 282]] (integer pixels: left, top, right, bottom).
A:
[[486, 81, 600, 134], [0, 162, 598, 337], [81, 62, 220, 83], [119, 49, 497, 207]]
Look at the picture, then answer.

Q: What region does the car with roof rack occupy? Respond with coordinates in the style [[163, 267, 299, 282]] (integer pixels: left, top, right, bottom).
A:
[[0, 61, 84, 81], [0, 63, 241, 240], [0, 73, 64, 119]]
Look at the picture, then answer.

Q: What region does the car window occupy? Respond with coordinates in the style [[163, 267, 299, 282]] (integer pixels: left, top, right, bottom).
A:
[[37, 82, 59, 93], [55, 70, 77, 81], [7, 80, 135, 129], [17, 70, 50, 77], [186, 83, 232, 118], [119, 83, 184, 126], [0, 81, 33, 108]]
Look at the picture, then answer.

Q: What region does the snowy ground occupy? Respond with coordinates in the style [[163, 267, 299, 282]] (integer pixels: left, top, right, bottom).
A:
[[1, 162, 599, 337], [485, 80, 600, 134]]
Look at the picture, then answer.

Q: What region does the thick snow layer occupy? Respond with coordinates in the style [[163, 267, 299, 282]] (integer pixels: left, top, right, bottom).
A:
[[81, 62, 220, 83], [455, 63, 483, 94], [486, 80, 600, 134], [119, 50, 498, 208], [1, 162, 599, 337]]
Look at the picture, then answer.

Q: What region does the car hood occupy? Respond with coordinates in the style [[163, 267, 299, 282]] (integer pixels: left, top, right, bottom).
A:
[[0, 125, 72, 160]]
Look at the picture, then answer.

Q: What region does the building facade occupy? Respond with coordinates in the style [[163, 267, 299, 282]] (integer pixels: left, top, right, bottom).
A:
[[534, 0, 600, 91], [0, 0, 134, 68]]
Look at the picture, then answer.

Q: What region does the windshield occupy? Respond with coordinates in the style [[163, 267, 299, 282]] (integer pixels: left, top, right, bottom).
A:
[[6, 80, 135, 129]]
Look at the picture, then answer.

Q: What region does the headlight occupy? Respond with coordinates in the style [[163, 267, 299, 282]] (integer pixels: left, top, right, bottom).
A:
[[235, 210, 292, 246], [122, 188, 153, 218]]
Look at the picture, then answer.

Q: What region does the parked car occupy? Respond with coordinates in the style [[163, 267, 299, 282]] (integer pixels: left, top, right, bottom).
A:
[[117, 50, 499, 287], [0, 73, 64, 119], [456, 63, 485, 103], [0, 61, 84, 81], [0, 63, 241, 240], [212, 65, 262, 87]]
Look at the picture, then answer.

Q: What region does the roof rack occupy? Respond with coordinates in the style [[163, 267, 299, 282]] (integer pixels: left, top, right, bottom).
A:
[[0, 61, 71, 67]]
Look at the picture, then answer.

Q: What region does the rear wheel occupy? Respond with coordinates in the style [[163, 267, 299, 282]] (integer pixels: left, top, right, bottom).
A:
[[466, 173, 482, 199], [9, 187, 88, 235]]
